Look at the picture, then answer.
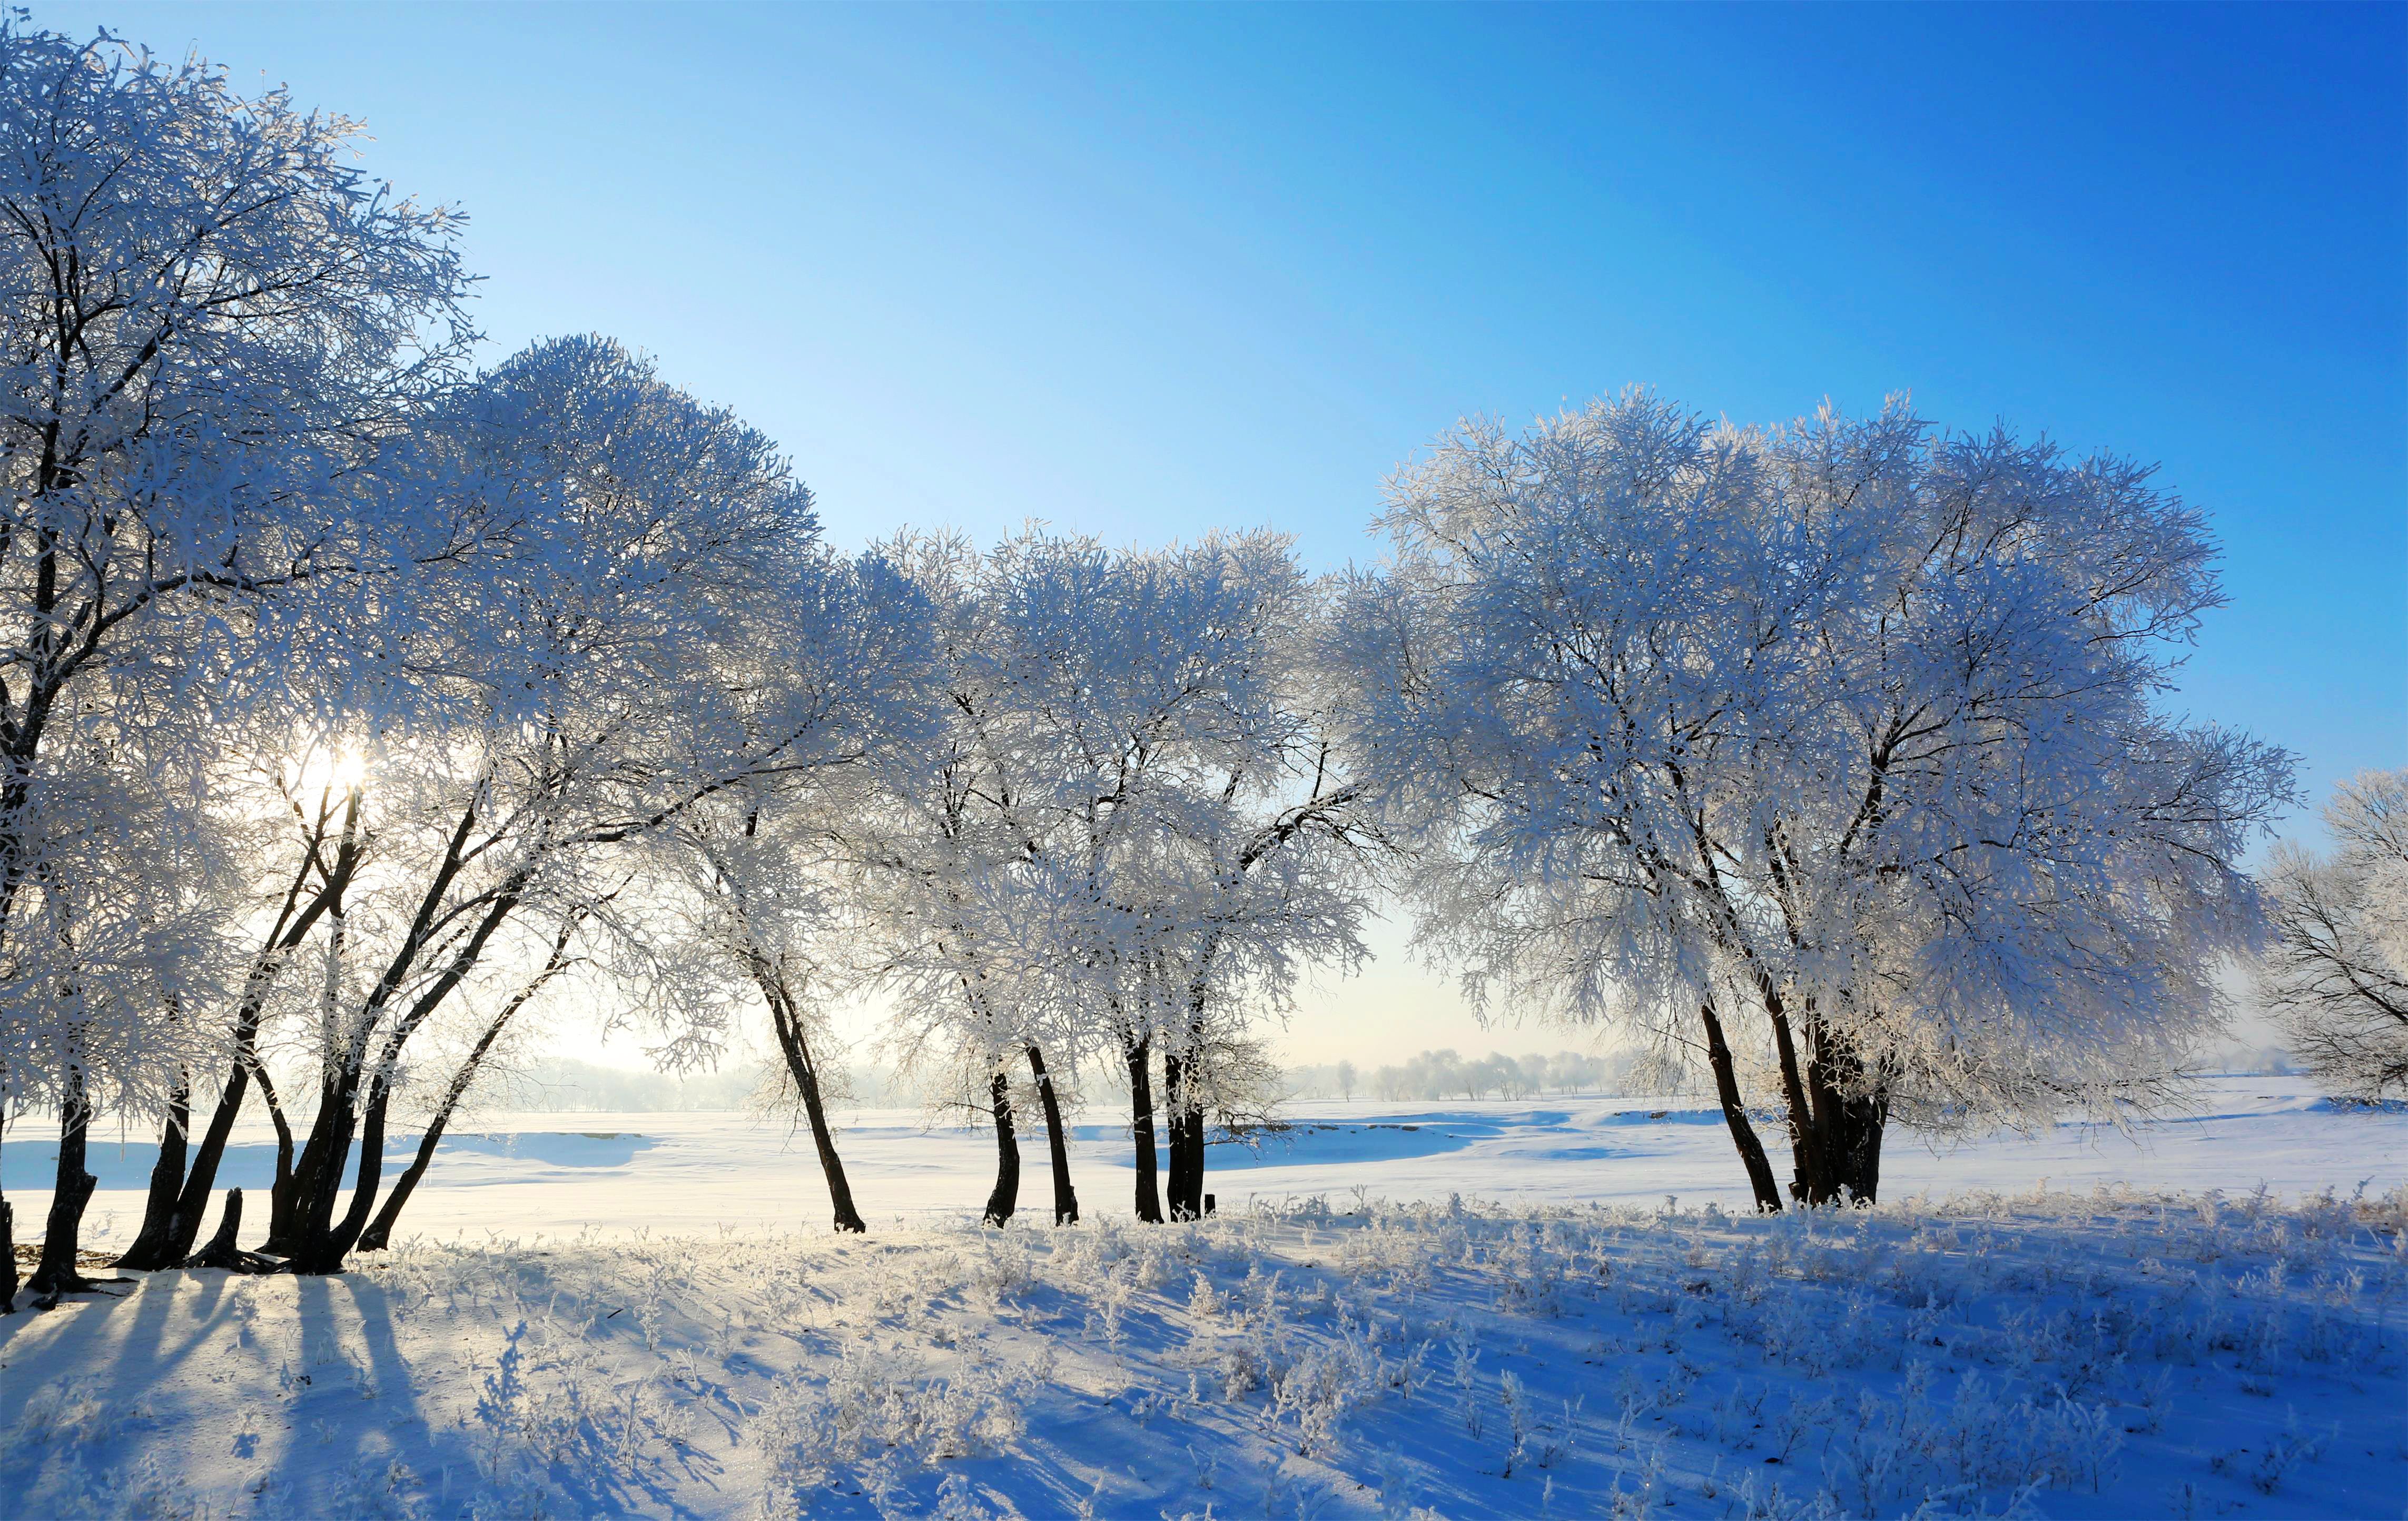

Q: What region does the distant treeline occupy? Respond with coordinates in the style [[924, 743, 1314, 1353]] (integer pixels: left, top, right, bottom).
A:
[[1284, 1049, 1643, 1102], [461, 1059, 914, 1114], [459, 1052, 1649, 1112], [450, 1042, 2296, 1115]]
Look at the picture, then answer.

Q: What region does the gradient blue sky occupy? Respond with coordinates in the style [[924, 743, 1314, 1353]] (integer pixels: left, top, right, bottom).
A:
[[36, 3, 2404, 1062]]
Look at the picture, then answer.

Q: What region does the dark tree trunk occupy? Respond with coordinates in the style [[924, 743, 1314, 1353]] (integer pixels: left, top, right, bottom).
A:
[[1827, 1089, 1889, 1203], [1126, 1033, 1162, 1224], [1759, 985, 1894, 1208], [794, 1061, 868, 1235], [259, 1063, 300, 1249], [1, 1198, 19, 1312], [117, 1071, 192, 1269], [266, 1069, 363, 1266], [182, 1189, 273, 1272], [189, 1189, 246, 1267], [28, 1082, 100, 1299], [1162, 1048, 1206, 1221], [981, 1071, 1020, 1227], [303, 1074, 403, 1272], [1162, 1047, 1189, 1219], [1027, 1045, 1078, 1226], [760, 975, 867, 1234], [281, 1079, 394, 1272], [1696, 1002, 1783, 1213], [363, 921, 586, 1251], [1174, 1104, 1205, 1219], [1759, 984, 1824, 1207], [1801, 1021, 1890, 1205], [356, 1123, 443, 1254], [134, 1015, 279, 1268]]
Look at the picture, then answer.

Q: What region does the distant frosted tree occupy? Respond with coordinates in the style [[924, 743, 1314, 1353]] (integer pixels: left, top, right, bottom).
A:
[[1334, 392, 2290, 1208], [2260, 770, 2408, 1099]]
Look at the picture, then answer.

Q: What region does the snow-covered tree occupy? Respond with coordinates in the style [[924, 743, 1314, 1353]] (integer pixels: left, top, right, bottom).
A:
[[1333, 392, 2290, 1208], [852, 530, 1372, 1224], [249, 335, 853, 1272], [850, 531, 1083, 1226], [2259, 769, 2408, 1099], [0, 20, 472, 1295], [643, 554, 930, 1236], [983, 529, 1337, 1224]]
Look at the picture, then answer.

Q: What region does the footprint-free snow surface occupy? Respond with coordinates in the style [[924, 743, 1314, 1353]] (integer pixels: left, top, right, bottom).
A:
[[2, 1076, 2403, 1519]]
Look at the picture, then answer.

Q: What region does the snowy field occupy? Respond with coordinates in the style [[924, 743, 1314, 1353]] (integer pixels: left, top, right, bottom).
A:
[[2, 1077, 2404, 1519]]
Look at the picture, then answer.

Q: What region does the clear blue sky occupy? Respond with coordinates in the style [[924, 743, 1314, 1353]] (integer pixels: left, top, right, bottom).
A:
[[50, 1, 2401, 801], [37, 4, 2408, 1060]]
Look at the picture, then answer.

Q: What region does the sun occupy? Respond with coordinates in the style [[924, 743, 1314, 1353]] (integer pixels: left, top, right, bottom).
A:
[[291, 743, 367, 798]]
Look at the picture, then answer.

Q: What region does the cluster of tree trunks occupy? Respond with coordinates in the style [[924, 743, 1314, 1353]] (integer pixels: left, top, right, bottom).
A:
[[1693, 989, 1892, 1213], [975, 1037, 1209, 1232]]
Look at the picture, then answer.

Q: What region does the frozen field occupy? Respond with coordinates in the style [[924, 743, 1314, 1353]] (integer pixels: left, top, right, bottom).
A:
[[2, 1078, 2404, 1519], [8, 1075, 2401, 1246]]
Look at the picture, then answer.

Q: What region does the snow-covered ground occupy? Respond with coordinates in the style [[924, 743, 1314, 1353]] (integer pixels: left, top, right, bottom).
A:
[[12, 1075, 2397, 1245], [3, 1077, 2404, 1519]]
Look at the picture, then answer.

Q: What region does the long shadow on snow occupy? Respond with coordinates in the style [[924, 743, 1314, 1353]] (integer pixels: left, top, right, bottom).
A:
[[260, 1263, 726, 1520]]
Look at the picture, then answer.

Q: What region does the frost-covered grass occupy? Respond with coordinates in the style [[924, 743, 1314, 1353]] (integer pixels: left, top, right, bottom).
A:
[[3, 1184, 2402, 1519]]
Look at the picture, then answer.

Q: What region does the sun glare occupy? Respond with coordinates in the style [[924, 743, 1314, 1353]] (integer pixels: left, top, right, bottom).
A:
[[293, 745, 368, 797]]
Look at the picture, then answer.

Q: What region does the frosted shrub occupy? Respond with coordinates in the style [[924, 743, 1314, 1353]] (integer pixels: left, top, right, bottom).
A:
[[12, 1380, 117, 1447], [1271, 1338, 1377, 1454], [330, 1452, 430, 1521]]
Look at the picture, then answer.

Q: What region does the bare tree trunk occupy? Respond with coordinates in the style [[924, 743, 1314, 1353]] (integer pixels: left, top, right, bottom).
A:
[[794, 1058, 869, 1234], [1170, 1104, 1206, 1220], [1126, 1033, 1162, 1224], [1027, 1044, 1078, 1225], [759, 972, 867, 1233], [356, 1118, 446, 1254], [117, 1068, 191, 1269], [981, 1070, 1020, 1227], [1162, 1048, 1206, 1221], [259, 1063, 300, 1249], [183, 1190, 274, 1272], [1802, 1020, 1890, 1205], [292, 1080, 394, 1271], [28, 1076, 100, 1299], [1697, 1001, 1782, 1213], [363, 920, 587, 1251], [0, 1198, 17, 1312], [1756, 980, 1829, 1206], [268, 1061, 365, 1266], [186, 1189, 248, 1267]]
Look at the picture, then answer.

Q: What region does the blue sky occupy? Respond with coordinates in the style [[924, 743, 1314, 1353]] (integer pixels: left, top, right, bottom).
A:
[[38, 3, 2405, 1059]]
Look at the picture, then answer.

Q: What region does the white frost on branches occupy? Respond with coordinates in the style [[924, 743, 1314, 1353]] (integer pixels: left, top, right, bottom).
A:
[[2260, 770, 2408, 1099]]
